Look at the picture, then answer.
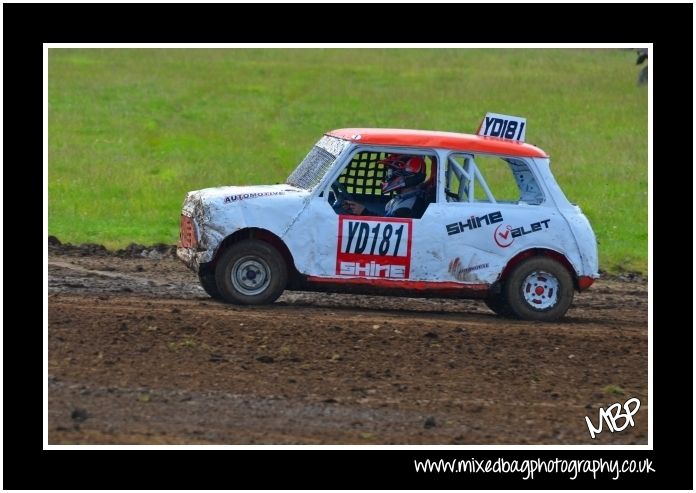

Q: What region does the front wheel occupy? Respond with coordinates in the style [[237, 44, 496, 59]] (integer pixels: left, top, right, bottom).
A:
[[215, 239, 288, 305], [198, 262, 223, 299], [504, 257, 574, 321]]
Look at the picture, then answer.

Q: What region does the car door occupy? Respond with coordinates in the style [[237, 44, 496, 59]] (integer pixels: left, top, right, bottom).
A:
[[287, 146, 446, 282]]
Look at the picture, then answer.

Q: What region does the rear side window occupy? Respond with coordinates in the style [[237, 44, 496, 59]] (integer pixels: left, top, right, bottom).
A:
[[445, 154, 544, 205]]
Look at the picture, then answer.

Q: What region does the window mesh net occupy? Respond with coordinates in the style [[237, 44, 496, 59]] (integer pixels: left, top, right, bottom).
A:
[[337, 151, 388, 195]]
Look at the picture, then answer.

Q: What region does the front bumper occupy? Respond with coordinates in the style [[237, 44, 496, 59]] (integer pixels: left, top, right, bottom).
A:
[[177, 213, 215, 272], [176, 246, 202, 272]]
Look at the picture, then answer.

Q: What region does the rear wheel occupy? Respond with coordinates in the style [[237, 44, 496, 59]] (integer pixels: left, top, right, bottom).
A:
[[215, 239, 288, 305], [504, 257, 574, 321]]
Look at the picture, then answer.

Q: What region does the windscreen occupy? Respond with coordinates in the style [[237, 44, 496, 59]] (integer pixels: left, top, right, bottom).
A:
[[286, 135, 350, 190]]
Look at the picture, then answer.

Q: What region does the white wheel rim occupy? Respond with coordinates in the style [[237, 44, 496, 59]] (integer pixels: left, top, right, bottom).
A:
[[521, 270, 559, 310], [231, 256, 271, 296]]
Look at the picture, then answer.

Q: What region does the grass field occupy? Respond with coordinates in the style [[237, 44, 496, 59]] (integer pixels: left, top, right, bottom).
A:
[[48, 48, 648, 273]]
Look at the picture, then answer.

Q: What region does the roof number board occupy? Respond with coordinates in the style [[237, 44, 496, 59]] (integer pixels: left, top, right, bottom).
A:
[[477, 112, 526, 142]]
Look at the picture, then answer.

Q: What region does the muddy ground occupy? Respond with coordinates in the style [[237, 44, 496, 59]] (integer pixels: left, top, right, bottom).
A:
[[47, 243, 648, 445]]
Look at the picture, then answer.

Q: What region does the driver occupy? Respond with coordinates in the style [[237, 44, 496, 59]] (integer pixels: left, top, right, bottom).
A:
[[343, 154, 428, 218]]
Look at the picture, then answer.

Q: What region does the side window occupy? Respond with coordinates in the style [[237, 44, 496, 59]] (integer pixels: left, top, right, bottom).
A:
[[445, 154, 544, 205], [329, 150, 437, 219], [506, 157, 544, 204], [445, 154, 476, 202], [338, 151, 387, 197], [471, 156, 527, 202]]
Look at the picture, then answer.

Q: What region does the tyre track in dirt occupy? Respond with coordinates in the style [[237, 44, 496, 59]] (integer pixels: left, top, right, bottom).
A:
[[48, 252, 648, 444]]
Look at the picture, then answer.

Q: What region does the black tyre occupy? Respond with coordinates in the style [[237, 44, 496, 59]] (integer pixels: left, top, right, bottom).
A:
[[215, 239, 288, 305], [504, 257, 574, 322], [198, 262, 222, 299], [484, 292, 515, 317]]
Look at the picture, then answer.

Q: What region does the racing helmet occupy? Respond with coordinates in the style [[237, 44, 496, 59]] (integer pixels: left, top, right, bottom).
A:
[[379, 154, 426, 193]]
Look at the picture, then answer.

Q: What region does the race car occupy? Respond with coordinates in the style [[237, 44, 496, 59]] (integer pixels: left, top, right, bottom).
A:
[[177, 113, 598, 321]]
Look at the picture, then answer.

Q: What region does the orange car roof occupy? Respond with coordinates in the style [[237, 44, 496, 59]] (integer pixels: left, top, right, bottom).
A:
[[327, 128, 548, 158]]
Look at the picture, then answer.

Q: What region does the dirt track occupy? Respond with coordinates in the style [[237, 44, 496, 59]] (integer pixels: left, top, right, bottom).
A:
[[48, 246, 648, 444]]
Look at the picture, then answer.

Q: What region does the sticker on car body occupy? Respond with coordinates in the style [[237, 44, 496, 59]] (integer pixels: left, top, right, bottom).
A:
[[336, 216, 412, 279], [493, 219, 551, 248]]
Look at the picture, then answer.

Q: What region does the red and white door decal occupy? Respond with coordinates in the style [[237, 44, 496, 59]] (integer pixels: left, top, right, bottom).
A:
[[336, 216, 412, 279]]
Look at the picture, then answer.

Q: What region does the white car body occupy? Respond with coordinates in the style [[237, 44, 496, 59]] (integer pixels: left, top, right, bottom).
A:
[[177, 122, 598, 320]]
